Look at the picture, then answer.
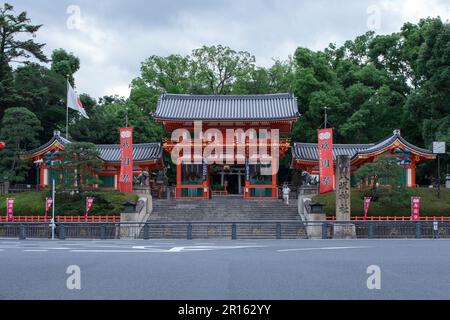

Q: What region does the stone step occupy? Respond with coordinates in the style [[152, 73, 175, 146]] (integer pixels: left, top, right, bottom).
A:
[[149, 198, 300, 223]]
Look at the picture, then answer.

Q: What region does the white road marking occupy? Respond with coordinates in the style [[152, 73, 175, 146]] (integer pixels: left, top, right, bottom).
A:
[[278, 246, 372, 252], [74, 245, 265, 253], [24, 250, 48, 252], [87, 245, 129, 249], [71, 250, 166, 253]]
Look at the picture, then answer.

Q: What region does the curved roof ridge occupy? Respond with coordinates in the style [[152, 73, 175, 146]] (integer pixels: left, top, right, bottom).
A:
[[154, 93, 299, 121], [95, 142, 161, 148], [292, 130, 434, 162], [162, 93, 293, 99]]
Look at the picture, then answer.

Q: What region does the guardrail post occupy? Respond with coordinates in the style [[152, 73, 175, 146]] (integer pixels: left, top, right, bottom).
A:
[[19, 224, 25, 240], [59, 225, 66, 240], [143, 223, 149, 240], [231, 223, 237, 240], [322, 222, 328, 239], [276, 223, 281, 240], [100, 224, 106, 240], [415, 221, 421, 239], [187, 223, 192, 240], [368, 223, 373, 239]]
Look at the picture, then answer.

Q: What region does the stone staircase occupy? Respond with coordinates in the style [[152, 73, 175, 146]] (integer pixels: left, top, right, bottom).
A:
[[141, 196, 307, 239], [149, 196, 300, 222]]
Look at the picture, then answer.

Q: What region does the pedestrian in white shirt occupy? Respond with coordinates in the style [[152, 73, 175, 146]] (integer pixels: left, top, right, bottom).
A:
[[282, 183, 291, 205]]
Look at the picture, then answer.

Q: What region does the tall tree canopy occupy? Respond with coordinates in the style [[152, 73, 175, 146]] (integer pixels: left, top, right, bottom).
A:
[[50, 49, 80, 86], [0, 3, 48, 72], [0, 107, 42, 183], [61, 142, 101, 191]]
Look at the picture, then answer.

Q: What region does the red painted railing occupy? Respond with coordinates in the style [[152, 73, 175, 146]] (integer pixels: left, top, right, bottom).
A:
[[326, 216, 450, 221], [0, 215, 120, 222]]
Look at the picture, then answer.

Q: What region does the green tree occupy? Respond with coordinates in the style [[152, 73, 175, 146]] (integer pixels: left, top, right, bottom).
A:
[[191, 45, 255, 94], [50, 49, 80, 85], [232, 59, 294, 94], [61, 142, 101, 191], [12, 63, 67, 142], [0, 3, 48, 78], [0, 3, 48, 119], [355, 155, 403, 200], [0, 107, 42, 183]]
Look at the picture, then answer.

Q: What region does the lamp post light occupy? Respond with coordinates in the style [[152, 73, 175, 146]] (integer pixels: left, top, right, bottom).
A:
[[43, 151, 61, 240], [433, 142, 446, 199]]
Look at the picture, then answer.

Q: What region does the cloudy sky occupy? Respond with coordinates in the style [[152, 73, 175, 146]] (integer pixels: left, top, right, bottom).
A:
[[8, 0, 450, 99]]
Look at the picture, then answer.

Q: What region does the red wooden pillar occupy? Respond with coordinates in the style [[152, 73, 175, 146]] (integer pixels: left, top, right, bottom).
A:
[[116, 167, 120, 190], [176, 159, 182, 199], [271, 156, 278, 198], [203, 161, 210, 199]]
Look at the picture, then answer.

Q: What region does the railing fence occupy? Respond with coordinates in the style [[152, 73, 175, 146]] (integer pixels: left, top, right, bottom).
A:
[[0, 220, 449, 240]]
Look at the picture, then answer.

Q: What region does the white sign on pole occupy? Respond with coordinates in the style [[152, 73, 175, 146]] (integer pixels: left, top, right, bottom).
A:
[[433, 141, 446, 154]]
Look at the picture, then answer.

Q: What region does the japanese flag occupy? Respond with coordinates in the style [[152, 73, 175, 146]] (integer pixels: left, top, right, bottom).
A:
[[67, 81, 89, 119]]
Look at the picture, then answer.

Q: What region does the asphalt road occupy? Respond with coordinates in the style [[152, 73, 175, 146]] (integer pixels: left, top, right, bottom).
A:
[[1, 239, 450, 300]]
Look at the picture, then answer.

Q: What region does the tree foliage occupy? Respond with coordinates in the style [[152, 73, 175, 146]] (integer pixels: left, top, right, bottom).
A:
[[61, 142, 101, 191], [355, 155, 403, 200], [0, 3, 48, 75], [0, 107, 42, 183]]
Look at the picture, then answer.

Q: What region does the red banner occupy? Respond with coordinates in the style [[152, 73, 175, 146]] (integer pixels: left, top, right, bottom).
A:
[[85, 197, 94, 220], [119, 127, 133, 193], [6, 198, 14, 222], [411, 197, 421, 221], [363, 197, 371, 221], [45, 197, 53, 220], [317, 128, 334, 193]]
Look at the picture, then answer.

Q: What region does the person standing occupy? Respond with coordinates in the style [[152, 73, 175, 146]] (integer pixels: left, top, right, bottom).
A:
[[282, 182, 291, 205]]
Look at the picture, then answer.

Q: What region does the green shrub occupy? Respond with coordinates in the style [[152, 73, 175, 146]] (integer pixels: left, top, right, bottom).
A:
[[0, 191, 138, 216], [313, 188, 450, 216]]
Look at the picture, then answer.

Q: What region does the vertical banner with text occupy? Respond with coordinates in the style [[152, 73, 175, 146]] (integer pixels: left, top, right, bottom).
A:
[[363, 197, 371, 221], [6, 198, 14, 222], [45, 197, 53, 221], [317, 128, 334, 193], [411, 197, 421, 221], [119, 128, 133, 193], [85, 197, 94, 221]]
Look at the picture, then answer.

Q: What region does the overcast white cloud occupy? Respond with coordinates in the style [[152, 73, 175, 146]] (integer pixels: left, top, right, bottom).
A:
[[7, 0, 450, 99]]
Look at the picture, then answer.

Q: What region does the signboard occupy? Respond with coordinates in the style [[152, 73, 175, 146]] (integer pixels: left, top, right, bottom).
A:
[[85, 197, 94, 220], [433, 141, 446, 154], [245, 158, 250, 181], [45, 197, 53, 220], [411, 197, 421, 221], [317, 128, 334, 193], [119, 128, 133, 193], [202, 159, 207, 180], [6, 198, 14, 222], [363, 197, 371, 221]]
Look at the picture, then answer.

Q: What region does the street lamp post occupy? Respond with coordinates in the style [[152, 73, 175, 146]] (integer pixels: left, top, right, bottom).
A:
[[43, 151, 60, 240]]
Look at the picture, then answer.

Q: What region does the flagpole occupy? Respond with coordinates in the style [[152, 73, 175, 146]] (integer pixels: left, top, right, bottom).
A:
[[66, 76, 69, 139]]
